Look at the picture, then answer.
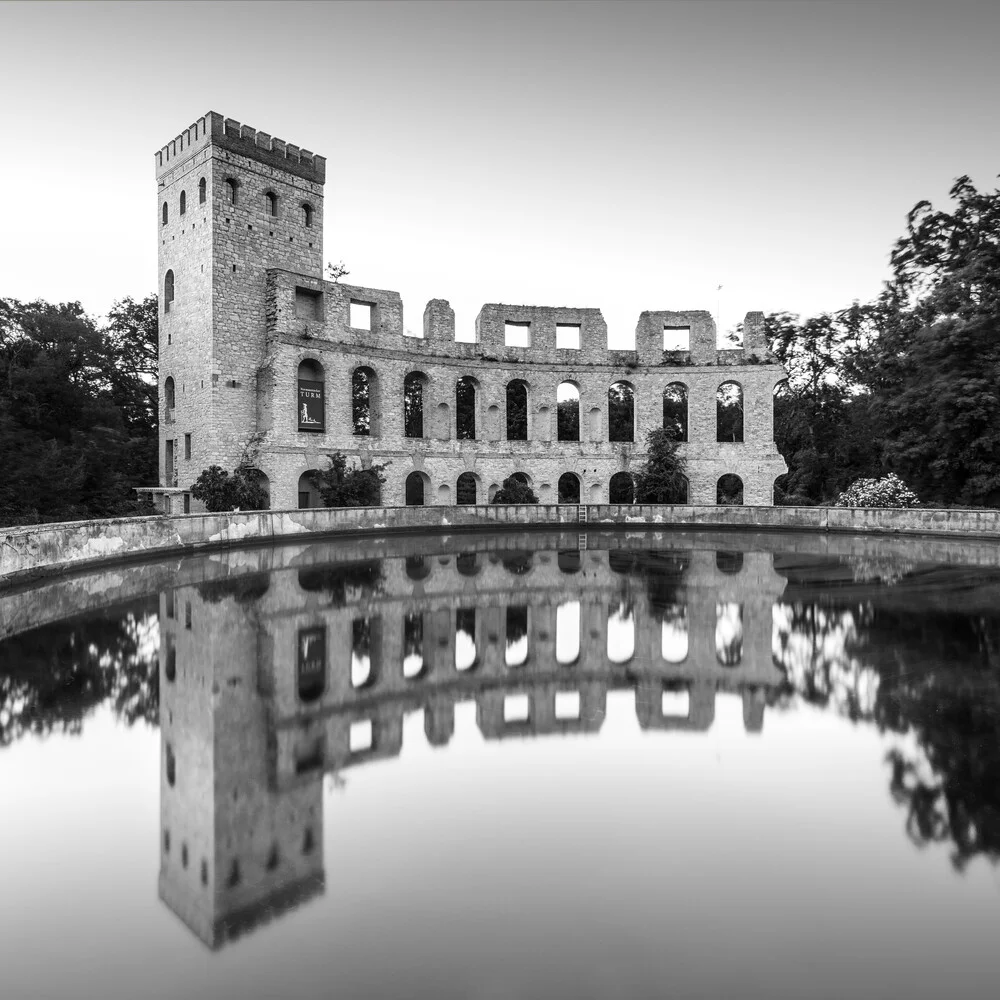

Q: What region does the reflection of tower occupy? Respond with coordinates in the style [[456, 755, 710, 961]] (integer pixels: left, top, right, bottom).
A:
[[158, 583, 324, 949]]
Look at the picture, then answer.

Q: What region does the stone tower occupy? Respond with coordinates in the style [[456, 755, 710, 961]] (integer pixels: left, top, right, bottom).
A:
[[154, 112, 326, 502]]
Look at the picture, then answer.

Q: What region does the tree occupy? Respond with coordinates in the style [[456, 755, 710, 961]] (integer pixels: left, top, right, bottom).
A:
[[190, 464, 269, 512], [633, 428, 687, 503], [326, 261, 350, 282], [0, 296, 158, 526], [491, 476, 539, 504], [310, 452, 387, 507]]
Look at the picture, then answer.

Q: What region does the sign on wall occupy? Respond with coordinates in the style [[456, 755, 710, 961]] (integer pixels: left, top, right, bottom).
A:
[[298, 378, 325, 431]]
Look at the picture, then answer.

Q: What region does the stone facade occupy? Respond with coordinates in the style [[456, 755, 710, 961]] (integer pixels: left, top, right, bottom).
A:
[[155, 112, 787, 512]]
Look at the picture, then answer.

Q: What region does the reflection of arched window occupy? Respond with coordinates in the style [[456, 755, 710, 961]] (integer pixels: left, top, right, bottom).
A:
[[164, 376, 175, 410], [198, 177, 206, 203], [557, 550, 581, 573], [609, 472, 634, 504], [165, 643, 176, 682], [506, 379, 528, 440], [297, 626, 326, 702], [297, 359, 325, 432], [179, 191, 186, 215], [405, 555, 430, 580], [352, 366, 378, 435], [405, 471, 426, 506], [351, 617, 377, 689], [403, 612, 424, 679], [558, 472, 580, 504], [556, 601, 580, 664], [455, 608, 477, 671], [716, 551, 744, 573], [557, 382, 580, 441], [457, 472, 477, 505], [166, 744, 176, 786], [298, 470, 321, 508], [404, 371, 427, 438], [457, 553, 480, 576], [607, 602, 635, 663], [661, 605, 688, 662], [456, 376, 478, 440], [717, 381, 744, 442], [164, 269, 174, 312], [715, 603, 743, 666], [663, 382, 688, 441], [608, 381, 634, 442], [505, 606, 529, 666], [717, 474, 744, 506]]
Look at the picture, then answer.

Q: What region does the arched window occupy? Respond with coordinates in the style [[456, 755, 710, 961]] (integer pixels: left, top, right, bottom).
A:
[[608, 381, 634, 442], [265, 191, 278, 217], [404, 371, 428, 438], [717, 474, 744, 505], [456, 376, 478, 440], [163, 269, 174, 313], [179, 190, 186, 216], [557, 472, 580, 504], [297, 470, 322, 508], [457, 472, 477, 505], [717, 381, 744, 442], [557, 382, 580, 441], [506, 379, 528, 440], [609, 472, 635, 504], [405, 471, 428, 506], [166, 744, 176, 787], [352, 366, 378, 435], [198, 177, 206, 204], [297, 359, 325, 432], [164, 376, 175, 410], [225, 178, 238, 205], [662, 382, 688, 442], [239, 469, 270, 510], [165, 643, 176, 682], [162, 201, 168, 226], [716, 551, 744, 573], [661, 605, 688, 663], [302, 203, 314, 227]]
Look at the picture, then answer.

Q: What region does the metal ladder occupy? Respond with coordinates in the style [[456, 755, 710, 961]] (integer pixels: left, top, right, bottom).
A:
[[577, 505, 588, 549]]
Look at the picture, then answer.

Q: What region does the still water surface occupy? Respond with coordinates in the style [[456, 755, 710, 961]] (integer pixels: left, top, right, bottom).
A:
[[1, 528, 999, 999]]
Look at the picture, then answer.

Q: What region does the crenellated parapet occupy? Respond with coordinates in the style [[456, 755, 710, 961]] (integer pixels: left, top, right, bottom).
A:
[[155, 111, 326, 183]]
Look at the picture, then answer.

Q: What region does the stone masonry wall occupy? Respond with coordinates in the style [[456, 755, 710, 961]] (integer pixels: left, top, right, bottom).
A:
[[155, 112, 786, 510]]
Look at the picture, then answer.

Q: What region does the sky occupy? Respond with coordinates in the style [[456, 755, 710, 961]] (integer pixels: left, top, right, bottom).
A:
[[1, 0, 998, 348]]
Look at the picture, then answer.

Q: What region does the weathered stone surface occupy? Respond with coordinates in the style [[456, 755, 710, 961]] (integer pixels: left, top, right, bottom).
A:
[[154, 111, 789, 512]]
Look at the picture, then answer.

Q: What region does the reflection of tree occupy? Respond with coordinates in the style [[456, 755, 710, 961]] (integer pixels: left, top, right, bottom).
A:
[[297, 560, 384, 607], [196, 572, 270, 605], [0, 600, 159, 747], [775, 599, 1000, 867]]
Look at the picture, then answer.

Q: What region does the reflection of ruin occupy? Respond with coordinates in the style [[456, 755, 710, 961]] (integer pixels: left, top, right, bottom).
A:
[[157, 539, 785, 946]]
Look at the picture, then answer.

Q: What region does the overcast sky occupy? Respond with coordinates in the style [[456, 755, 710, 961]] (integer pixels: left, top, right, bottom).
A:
[[1, 0, 998, 347]]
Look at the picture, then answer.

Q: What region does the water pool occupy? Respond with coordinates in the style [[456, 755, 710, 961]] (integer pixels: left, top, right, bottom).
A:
[[1, 528, 998, 999]]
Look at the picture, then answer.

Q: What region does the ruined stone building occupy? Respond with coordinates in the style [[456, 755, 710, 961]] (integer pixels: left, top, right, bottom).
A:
[[154, 112, 788, 512]]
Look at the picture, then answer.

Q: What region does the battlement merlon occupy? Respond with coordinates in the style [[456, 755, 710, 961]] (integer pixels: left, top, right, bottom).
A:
[[154, 111, 326, 184]]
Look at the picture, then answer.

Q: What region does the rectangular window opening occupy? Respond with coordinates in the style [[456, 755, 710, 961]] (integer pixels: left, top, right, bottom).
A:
[[664, 326, 691, 352], [295, 287, 323, 320], [349, 719, 373, 753], [350, 300, 373, 331], [504, 321, 531, 348], [503, 693, 530, 723], [556, 324, 581, 350], [662, 688, 690, 717], [183, 433, 191, 460], [555, 690, 581, 720]]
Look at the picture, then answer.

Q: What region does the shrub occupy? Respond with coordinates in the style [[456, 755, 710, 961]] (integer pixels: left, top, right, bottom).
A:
[[834, 473, 919, 508], [310, 452, 387, 507], [190, 465, 268, 512], [491, 476, 539, 504]]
